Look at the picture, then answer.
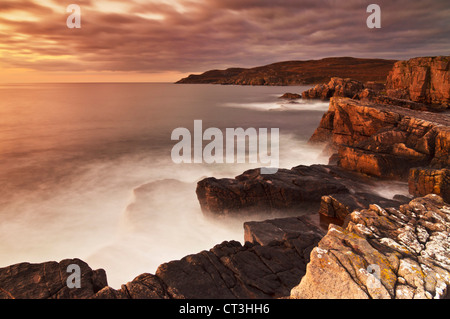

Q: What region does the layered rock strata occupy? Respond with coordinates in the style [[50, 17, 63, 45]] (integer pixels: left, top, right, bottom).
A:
[[309, 97, 450, 179], [0, 259, 107, 299], [301, 77, 366, 100], [93, 217, 324, 299], [291, 195, 450, 299]]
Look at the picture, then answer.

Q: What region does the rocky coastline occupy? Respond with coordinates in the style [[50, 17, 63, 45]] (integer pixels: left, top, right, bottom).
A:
[[1, 56, 449, 299], [176, 57, 396, 85]]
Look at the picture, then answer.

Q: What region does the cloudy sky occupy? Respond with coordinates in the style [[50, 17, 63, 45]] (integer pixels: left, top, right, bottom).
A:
[[0, 0, 449, 82]]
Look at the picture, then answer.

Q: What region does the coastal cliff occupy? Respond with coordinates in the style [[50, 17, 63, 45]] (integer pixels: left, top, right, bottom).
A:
[[291, 194, 450, 299], [309, 97, 450, 179]]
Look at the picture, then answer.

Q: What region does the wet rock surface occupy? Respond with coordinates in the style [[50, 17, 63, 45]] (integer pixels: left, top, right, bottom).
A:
[[279, 93, 301, 100]]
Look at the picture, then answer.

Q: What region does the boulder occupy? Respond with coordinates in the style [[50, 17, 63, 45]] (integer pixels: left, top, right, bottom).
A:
[[244, 215, 326, 246], [302, 77, 365, 100], [279, 93, 301, 100], [95, 230, 324, 299], [319, 192, 411, 222]]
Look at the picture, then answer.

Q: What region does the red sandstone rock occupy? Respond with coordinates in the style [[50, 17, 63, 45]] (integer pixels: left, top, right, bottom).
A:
[[177, 57, 396, 85], [309, 98, 450, 179], [302, 77, 365, 100], [279, 92, 301, 99], [386, 56, 450, 109]]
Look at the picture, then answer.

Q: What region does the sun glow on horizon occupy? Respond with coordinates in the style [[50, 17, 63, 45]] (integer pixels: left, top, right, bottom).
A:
[[0, 0, 448, 83]]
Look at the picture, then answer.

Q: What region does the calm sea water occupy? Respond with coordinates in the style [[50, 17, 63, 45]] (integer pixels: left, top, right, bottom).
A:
[[0, 83, 331, 288]]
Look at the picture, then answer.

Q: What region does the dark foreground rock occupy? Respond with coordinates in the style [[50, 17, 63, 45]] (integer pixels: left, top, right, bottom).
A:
[[386, 56, 449, 109], [94, 217, 324, 299], [409, 168, 450, 203], [319, 192, 411, 223], [2, 195, 448, 300], [291, 195, 450, 299], [0, 259, 107, 299]]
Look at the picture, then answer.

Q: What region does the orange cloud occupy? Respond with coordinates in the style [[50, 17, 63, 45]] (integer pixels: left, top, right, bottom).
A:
[[0, 0, 449, 83]]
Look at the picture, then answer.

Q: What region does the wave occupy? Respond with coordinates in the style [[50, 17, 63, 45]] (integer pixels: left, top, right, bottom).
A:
[[221, 100, 330, 112]]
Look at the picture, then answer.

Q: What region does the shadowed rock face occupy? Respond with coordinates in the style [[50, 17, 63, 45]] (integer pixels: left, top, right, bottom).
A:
[[244, 216, 326, 247], [386, 56, 450, 109], [93, 217, 324, 299], [291, 195, 450, 299], [196, 165, 355, 217], [409, 168, 450, 203], [279, 92, 302, 100]]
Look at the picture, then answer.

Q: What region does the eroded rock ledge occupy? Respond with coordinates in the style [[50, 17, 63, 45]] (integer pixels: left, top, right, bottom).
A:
[[309, 98, 450, 179], [291, 194, 450, 299], [0, 259, 107, 299], [196, 164, 409, 221]]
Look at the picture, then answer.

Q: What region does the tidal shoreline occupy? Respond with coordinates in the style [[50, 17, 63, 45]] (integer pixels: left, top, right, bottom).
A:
[[0, 56, 449, 299]]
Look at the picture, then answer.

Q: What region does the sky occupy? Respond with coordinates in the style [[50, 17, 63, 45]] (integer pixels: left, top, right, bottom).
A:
[[0, 0, 449, 83]]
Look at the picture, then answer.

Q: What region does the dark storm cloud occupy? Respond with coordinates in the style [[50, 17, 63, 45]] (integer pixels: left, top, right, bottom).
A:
[[1, 0, 449, 74]]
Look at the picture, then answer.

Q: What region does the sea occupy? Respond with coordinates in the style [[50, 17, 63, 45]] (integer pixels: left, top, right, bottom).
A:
[[0, 82, 344, 288]]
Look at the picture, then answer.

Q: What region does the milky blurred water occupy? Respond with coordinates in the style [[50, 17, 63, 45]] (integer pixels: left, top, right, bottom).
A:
[[0, 83, 330, 288]]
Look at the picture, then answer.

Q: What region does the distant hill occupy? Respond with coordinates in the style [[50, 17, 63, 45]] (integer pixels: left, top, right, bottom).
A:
[[176, 57, 397, 85]]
